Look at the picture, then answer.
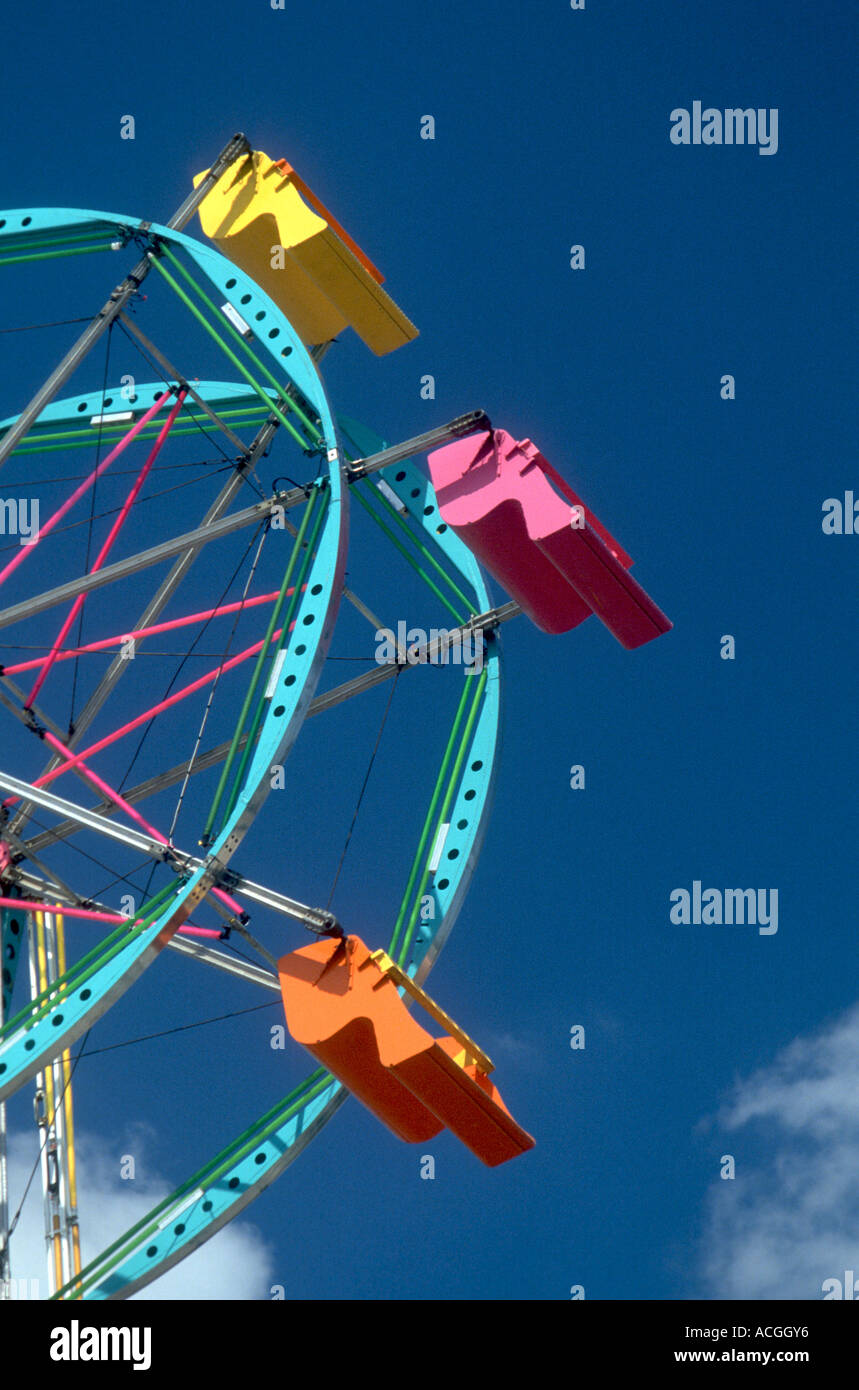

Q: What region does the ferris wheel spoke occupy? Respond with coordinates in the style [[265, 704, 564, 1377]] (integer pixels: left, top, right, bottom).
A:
[[304, 600, 521, 715], [25, 389, 190, 710], [0, 503, 269, 834], [20, 736, 258, 855], [344, 410, 491, 481], [0, 679, 84, 840], [0, 413, 490, 633], [14, 605, 517, 852], [48, 411, 281, 760], [0, 487, 297, 632], [0, 677, 69, 743], [7, 607, 512, 902], [1, 828, 82, 908], [0, 768, 340, 933], [0, 392, 179, 598], [0, 134, 251, 474], [116, 314, 256, 456], [31, 624, 294, 793], [2, 723, 241, 925], [68, 858, 330, 936], [0, 770, 189, 861], [10, 867, 280, 992], [2, 591, 282, 680]]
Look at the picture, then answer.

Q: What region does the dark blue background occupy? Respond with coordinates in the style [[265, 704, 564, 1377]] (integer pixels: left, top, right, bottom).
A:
[[0, 0, 854, 1300]]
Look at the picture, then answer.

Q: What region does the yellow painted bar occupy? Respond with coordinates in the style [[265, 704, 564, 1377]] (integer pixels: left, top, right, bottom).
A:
[[193, 150, 419, 357], [35, 912, 64, 1289], [365, 948, 494, 1074], [55, 914, 82, 1280]]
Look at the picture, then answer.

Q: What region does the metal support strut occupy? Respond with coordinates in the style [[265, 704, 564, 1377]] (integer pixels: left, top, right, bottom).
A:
[[0, 133, 252, 472]]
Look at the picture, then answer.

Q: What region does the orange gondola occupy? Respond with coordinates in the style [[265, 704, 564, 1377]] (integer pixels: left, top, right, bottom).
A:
[[278, 934, 534, 1167]]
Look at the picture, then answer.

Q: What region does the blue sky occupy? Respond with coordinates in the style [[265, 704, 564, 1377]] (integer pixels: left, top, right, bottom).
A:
[[1, 0, 856, 1300]]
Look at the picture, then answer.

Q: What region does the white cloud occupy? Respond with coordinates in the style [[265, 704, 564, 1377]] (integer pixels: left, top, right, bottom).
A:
[[483, 1030, 542, 1065], [699, 1003, 859, 1299], [3, 1125, 276, 1300]]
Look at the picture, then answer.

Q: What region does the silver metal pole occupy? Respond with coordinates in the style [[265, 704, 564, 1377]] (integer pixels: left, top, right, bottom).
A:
[[0, 134, 252, 471]]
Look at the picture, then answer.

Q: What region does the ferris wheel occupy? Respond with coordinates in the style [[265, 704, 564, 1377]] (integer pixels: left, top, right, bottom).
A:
[[0, 134, 669, 1300]]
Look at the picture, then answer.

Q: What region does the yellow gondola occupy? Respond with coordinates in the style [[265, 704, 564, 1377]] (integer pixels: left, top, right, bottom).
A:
[[193, 150, 418, 356]]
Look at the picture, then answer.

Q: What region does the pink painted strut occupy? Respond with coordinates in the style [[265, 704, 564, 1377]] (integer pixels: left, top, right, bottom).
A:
[[2, 736, 248, 920], [41, 729, 173, 847], [2, 589, 285, 676], [0, 389, 174, 588], [26, 389, 189, 707], [36, 624, 289, 779], [35, 731, 244, 919], [0, 895, 221, 937], [171, 924, 224, 939]]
